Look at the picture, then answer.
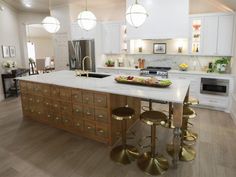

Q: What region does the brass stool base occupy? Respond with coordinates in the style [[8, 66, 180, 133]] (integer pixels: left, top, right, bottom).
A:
[[110, 145, 139, 165], [167, 144, 196, 162], [162, 119, 175, 129], [184, 130, 198, 142], [137, 152, 169, 176]]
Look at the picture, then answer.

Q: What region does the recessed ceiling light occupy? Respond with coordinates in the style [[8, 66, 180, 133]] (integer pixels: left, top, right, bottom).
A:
[[25, 3, 31, 8]]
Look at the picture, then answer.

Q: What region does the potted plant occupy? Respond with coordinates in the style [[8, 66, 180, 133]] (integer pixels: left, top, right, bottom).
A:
[[214, 57, 230, 73], [105, 60, 115, 67], [2, 60, 17, 73]]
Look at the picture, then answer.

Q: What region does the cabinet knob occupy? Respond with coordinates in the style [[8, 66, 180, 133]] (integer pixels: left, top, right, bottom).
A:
[[76, 109, 80, 113], [87, 126, 92, 130], [97, 99, 102, 103], [55, 117, 60, 120], [86, 112, 91, 115], [98, 115, 104, 118], [98, 129, 104, 134], [76, 123, 80, 127], [47, 115, 51, 118]]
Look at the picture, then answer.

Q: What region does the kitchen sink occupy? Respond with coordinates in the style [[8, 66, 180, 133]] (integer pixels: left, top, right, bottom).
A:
[[80, 73, 110, 78]]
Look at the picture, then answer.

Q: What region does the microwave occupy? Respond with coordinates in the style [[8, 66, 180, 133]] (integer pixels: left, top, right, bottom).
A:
[[200, 78, 229, 96]]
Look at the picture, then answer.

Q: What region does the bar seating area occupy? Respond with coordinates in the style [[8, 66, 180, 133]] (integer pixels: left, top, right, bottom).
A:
[[110, 98, 200, 175]]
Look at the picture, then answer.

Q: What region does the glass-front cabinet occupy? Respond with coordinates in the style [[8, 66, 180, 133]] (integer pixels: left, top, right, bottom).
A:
[[190, 18, 203, 54]]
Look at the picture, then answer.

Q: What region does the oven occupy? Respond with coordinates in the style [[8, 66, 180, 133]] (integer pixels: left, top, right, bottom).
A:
[[200, 78, 229, 96]]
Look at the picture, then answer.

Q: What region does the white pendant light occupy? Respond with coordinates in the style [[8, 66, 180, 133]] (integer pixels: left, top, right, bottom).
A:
[[77, 0, 97, 31], [42, 16, 60, 33], [126, 0, 148, 28], [42, 0, 60, 33]]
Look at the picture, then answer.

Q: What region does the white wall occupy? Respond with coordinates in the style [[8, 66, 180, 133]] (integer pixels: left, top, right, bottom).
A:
[[18, 12, 49, 67], [30, 37, 54, 59], [0, 0, 22, 101]]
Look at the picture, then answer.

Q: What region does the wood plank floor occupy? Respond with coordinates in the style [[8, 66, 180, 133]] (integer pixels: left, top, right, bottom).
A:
[[0, 98, 236, 177]]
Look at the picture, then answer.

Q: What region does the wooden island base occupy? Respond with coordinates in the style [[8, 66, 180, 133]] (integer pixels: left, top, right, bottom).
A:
[[20, 81, 141, 145]]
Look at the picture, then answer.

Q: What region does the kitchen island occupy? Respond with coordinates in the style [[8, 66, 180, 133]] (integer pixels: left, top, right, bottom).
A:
[[18, 70, 190, 167]]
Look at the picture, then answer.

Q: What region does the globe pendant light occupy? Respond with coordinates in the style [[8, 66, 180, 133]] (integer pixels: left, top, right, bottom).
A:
[[42, 16, 60, 33], [42, 0, 60, 33], [77, 0, 97, 31], [126, 0, 148, 28]]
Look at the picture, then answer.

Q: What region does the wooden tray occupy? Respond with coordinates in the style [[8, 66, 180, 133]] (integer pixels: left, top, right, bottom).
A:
[[115, 79, 172, 88]]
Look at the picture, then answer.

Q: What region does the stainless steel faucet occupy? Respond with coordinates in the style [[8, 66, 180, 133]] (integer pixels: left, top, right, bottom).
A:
[[82, 56, 92, 72]]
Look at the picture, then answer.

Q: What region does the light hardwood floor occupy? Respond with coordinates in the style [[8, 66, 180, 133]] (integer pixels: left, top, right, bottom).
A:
[[0, 98, 236, 177]]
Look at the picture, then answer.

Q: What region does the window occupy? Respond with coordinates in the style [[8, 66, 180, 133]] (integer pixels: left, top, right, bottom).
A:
[[27, 42, 36, 60]]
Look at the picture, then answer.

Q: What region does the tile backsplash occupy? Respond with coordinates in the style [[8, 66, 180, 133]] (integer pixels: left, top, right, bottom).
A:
[[104, 54, 230, 72]]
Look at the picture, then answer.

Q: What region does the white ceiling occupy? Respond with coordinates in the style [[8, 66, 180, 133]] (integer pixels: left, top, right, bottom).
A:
[[2, 0, 236, 14]]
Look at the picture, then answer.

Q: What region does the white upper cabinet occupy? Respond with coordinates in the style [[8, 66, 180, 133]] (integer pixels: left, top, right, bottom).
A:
[[71, 23, 97, 40], [189, 13, 234, 56], [126, 0, 189, 39], [202, 16, 219, 55], [217, 15, 234, 56], [102, 22, 122, 54]]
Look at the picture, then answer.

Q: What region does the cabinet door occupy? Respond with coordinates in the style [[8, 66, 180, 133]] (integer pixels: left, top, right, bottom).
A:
[[102, 23, 121, 54], [217, 15, 234, 56], [202, 16, 218, 55]]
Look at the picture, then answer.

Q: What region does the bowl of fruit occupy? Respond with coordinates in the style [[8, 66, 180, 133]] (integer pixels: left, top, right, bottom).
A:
[[179, 63, 188, 71]]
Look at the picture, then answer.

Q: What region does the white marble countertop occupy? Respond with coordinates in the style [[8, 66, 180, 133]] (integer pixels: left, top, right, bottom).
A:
[[97, 66, 140, 71], [169, 70, 234, 78], [18, 70, 190, 103]]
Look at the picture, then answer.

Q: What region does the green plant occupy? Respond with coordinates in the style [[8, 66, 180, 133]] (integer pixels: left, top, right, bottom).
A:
[[105, 60, 115, 66], [214, 57, 230, 65]]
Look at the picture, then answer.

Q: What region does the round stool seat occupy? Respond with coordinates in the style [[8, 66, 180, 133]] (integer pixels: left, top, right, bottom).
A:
[[141, 111, 167, 126], [183, 107, 197, 119], [112, 107, 135, 120], [184, 97, 199, 106]]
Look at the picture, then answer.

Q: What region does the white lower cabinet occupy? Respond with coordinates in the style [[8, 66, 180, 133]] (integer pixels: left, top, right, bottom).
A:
[[169, 73, 233, 112]]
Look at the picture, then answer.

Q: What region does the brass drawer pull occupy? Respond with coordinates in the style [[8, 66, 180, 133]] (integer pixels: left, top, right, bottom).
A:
[[54, 104, 58, 108], [76, 123, 80, 127], [44, 90, 48, 93], [97, 99, 102, 103], [98, 129, 104, 134], [36, 100, 40, 103], [46, 102, 49, 105], [55, 117, 60, 120], [86, 112, 91, 115], [64, 119, 69, 123], [29, 98, 33, 101], [87, 126, 92, 130], [75, 109, 80, 113], [47, 115, 51, 118], [98, 115, 104, 118], [38, 112, 41, 115], [74, 95, 78, 98]]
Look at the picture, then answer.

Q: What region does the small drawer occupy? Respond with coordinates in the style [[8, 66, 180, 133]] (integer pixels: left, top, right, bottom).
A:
[[42, 85, 51, 97], [82, 92, 94, 105], [21, 94, 28, 104], [61, 115, 72, 127], [72, 104, 83, 118], [96, 125, 108, 138], [28, 95, 35, 104], [34, 96, 44, 106], [95, 109, 108, 123], [60, 102, 72, 115], [94, 94, 107, 108], [34, 84, 42, 95], [74, 120, 84, 131], [54, 114, 62, 124], [20, 81, 27, 92], [35, 106, 44, 119], [51, 87, 60, 98], [46, 112, 54, 122], [84, 121, 96, 135], [83, 107, 94, 120], [60, 87, 71, 100], [27, 82, 35, 93], [72, 89, 82, 103], [52, 101, 61, 113]]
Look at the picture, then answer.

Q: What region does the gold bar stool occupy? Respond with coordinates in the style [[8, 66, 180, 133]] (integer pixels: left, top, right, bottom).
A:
[[167, 106, 197, 162], [137, 111, 169, 176], [110, 107, 139, 165]]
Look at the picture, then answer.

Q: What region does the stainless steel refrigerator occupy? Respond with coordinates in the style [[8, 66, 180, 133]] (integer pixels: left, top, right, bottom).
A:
[[68, 40, 95, 71]]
